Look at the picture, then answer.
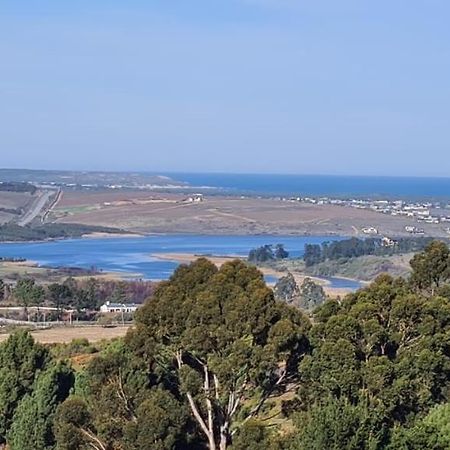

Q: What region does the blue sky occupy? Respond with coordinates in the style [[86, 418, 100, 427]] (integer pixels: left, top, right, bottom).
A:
[[1, 0, 450, 176]]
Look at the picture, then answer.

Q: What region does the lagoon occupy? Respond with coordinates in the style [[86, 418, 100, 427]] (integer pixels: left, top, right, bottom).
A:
[[0, 234, 362, 289]]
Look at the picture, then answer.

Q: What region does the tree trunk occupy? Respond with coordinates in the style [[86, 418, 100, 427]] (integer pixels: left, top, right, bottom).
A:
[[176, 351, 217, 450], [209, 436, 218, 450], [219, 424, 230, 450]]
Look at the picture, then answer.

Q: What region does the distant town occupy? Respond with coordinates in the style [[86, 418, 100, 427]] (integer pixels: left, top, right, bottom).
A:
[[285, 196, 450, 235]]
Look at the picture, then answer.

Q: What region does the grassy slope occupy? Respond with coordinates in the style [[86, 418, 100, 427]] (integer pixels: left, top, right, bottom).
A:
[[306, 254, 412, 281], [269, 254, 413, 282]]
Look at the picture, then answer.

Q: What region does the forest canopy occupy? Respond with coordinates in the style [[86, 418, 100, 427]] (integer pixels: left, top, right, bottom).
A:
[[1, 241, 450, 449]]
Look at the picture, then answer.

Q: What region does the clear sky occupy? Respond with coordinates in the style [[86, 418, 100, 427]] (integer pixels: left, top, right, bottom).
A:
[[1, 1, 450, 176]]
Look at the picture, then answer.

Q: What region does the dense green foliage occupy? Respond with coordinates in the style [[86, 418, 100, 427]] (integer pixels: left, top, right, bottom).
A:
[[126, 258, 309, 449], [0, 332, 53, 444], [248, 243, 289, 263], [1, 241, 450, 449], [274, 272, 300, 303], [298, 277, 326, 310], [8, 362, 74, 450], [53, 341, 192, 450], [274, 274, 326, 311], [0, 223, 123, 242], [14, 278, 45, 308], [304, 236, 437, 267]]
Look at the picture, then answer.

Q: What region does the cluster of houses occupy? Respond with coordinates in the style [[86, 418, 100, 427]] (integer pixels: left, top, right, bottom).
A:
[[291, 197, 450, 227]]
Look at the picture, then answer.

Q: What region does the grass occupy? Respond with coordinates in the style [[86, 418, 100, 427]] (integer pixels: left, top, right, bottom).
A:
[[263, 253, 412, 282], [0, 325, 131, 344], [306, 254, 412, 281]]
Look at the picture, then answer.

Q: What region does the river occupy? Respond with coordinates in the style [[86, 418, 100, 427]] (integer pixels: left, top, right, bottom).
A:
[[0, 234, 363, 290]]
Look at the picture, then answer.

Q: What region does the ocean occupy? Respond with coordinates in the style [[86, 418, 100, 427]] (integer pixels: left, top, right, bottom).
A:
[[169, 173, 450, 199]]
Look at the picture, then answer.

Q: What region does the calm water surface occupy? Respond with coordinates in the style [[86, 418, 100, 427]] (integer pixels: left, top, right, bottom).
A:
[[171, 173, 450, 199], [0, 234, 362, 289]]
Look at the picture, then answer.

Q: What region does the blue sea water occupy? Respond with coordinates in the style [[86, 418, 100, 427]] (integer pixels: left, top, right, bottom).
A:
[[0, 235, 361, 288], [169, 173, 450, 199]]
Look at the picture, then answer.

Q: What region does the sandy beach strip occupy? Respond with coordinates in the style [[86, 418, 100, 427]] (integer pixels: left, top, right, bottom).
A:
[[151, 252, 361, 296], [81, 231, 145, 239]]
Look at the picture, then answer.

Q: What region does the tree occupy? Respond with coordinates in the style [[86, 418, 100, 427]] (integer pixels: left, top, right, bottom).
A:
[[54, 340, 190, 450], [7, 362, 74, 450], [274, 244, 289, 260], [248, 245, 275, 263], [298, 278, 326, 311], [288, 273, 450, 449], [248, 244, 289, 264], [410, 241, 450, 294], [110, 282, 128, 304], [54, 397, 98, 450], [127, 258, 310, 450], [0, 278, 5, 302], [14, 278, 45, 309], [274, 272, 300, 304], [304, 244, 323, 267], [123, 390, 190, 450], [48, 283, 73, 318], [73, 278, 99, 311], [0, 331, 49, 444], [288, 398, 385, 450], [389, 402, 450, 449]]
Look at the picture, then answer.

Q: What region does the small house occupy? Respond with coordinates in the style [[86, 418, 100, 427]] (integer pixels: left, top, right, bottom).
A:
[[100, 301, 141, 314]]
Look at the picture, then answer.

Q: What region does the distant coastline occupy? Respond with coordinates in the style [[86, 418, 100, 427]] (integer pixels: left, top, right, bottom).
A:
[[170, 172, 450, 200]]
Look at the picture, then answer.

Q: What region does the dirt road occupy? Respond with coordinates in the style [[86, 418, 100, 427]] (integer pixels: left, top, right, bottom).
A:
[[17, 190, 53, 226]]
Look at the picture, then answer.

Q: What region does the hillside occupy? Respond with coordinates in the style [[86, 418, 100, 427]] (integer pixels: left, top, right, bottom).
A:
[[305, 253, 413, 281]]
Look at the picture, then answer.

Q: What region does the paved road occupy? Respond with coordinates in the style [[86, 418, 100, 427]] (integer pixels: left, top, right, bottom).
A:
[[17, 190, 53, 226]]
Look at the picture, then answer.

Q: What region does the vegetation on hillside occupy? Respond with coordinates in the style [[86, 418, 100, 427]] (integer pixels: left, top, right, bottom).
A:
[[0, 182, 37, 194], [0, 242, 450, 448], [0, 223, 125, 242], [306, 254, 412, 281], [304, 236, 436, 267]]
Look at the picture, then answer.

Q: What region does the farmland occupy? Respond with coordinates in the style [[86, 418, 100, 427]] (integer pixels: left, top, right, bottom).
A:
[[0, 325, 130, 344], [51, 190, 450, 238], [0, 191, 36, 224]]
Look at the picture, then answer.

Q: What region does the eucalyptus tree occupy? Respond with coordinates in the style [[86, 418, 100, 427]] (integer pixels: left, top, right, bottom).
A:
[[410, 240, 450, 295], [128, 258, 310, 450], [54, 341, 190, 450]]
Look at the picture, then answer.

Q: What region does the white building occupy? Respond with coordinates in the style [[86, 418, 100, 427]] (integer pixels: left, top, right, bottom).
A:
[[362, 227, 379, 235], [100, 301, 141, 314], [381, 237, 397, 247]]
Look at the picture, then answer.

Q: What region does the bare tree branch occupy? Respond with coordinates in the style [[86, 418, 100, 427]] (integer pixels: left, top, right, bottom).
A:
[[79, 428, 108, 450], [115, 368, 137, 422], [203, 364, 214, 437], [176, 350, 217, 450]]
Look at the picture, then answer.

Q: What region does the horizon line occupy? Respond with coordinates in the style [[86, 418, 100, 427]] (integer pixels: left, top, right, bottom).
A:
[[0, 167, 450, 181]]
